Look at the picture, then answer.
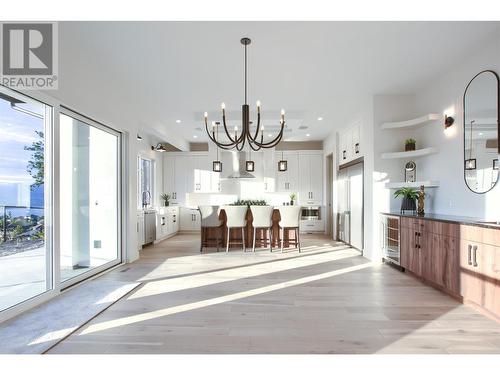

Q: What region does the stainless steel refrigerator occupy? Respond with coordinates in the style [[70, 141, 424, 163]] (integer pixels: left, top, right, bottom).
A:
[[337, 161, 364, 251]]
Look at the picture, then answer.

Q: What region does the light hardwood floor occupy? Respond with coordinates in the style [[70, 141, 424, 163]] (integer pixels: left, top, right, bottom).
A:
[[48, 233, 500, 354]]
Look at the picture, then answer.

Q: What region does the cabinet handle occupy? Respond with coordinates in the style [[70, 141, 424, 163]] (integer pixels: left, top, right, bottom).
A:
[[415, 231, 418, 248], [355, 143, 360, 154], [467, 244, 472, 265], [264, 182, 267, 190], [342, 150, 346, 160], [472, 245, 478, 267]]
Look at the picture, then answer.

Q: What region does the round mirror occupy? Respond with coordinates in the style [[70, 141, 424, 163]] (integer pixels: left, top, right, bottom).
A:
[[463, 70, 500, 194]]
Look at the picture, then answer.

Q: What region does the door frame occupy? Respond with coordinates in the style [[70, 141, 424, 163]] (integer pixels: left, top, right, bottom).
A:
[[58, 106, 123, 289]]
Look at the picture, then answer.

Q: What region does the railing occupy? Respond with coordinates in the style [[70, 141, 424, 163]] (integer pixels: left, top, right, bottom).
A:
[[0, 205, 44, 245]]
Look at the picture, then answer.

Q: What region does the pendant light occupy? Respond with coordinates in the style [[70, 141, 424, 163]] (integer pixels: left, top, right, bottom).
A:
[[212, 122, 222, 172], [278, 150, 287, 172]]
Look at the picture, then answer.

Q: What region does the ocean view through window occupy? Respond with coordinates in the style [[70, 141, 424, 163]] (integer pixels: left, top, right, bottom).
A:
[[0, 88, 52, 312]]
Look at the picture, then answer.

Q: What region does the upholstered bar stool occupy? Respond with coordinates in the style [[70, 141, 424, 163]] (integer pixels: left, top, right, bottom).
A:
[[199, 205, 223, 252], [278, 206, 302, 253], [250, 205, 274, 252], [222, 205, 248, 252]]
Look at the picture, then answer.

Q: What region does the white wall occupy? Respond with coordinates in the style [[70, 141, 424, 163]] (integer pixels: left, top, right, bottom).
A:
[[413, 30, 500, 220]]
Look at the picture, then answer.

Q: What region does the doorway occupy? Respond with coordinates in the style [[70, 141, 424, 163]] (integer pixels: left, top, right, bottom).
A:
[[337, 159, 364, 252]]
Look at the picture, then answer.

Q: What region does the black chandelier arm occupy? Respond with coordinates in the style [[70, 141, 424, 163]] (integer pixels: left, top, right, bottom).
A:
[[221, 112, 246, 145], [204, 118, 239, 149], [248, 138, 262, 151], [249, 120, 285, 148]]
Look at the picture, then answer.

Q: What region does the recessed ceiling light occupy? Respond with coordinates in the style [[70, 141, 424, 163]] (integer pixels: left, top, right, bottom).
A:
[[268, 133, 272, 137], [317, 117, 323, 121], [193, 135, 198, 138], [306, 133, 310, 137], [478, 132, 483, 136], [176, 119, 181, 123]]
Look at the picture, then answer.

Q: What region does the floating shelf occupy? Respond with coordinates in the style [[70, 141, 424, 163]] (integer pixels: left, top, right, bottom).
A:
[[381, 114, 441, 130], [385, 181, 440, 189], [381, 147, 439, 160]]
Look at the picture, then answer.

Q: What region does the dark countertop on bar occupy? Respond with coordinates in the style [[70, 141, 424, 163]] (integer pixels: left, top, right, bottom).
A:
[[381, 212, 500, 230]]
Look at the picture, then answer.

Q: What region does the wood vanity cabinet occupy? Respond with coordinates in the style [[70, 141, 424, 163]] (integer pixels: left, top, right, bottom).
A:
[[398, 215, 500, 318]]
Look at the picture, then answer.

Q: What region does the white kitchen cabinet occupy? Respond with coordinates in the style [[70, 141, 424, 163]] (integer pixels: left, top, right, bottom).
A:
[[155, 206, 180, 241], [339, 122, 362, 166], [137, 211, 145, 250], [299, 219, 325, 233], [298, 153, 323, 205], [262, 149, 276, 192], [275, 151, 299, 192], [180, 207, 201, 231], [166, 206, 180, 234]]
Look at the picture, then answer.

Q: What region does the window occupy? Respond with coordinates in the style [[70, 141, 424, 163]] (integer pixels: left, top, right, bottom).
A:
[[0, 88, 53, 312], [138, 157, 154, 209]]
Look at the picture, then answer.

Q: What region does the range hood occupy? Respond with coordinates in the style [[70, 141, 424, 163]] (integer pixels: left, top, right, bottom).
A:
[[225, 151, 255, 179]]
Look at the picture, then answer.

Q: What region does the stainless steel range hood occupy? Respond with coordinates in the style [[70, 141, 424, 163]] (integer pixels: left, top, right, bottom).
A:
[[225, 151, 255, 179]]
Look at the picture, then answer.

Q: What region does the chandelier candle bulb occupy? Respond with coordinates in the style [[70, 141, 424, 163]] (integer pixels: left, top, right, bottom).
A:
[[221, 102, 225, 110], [204, 112, 208, 119]]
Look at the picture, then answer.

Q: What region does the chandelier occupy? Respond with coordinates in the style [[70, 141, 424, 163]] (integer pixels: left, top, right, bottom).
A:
[[204, 37, 285, 151]]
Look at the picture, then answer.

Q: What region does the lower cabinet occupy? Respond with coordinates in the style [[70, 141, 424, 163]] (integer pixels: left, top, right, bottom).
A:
[[180, 207, 201, 231], [156, 206, 180, 241], [399, 215, 500, 319]]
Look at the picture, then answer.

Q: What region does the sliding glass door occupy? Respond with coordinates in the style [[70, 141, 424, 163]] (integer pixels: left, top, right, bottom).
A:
[[0, 88, 52, 312], [59, 110, 121, 284]]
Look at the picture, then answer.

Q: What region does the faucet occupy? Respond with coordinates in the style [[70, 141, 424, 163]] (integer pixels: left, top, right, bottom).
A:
[[142, 190, 151, 209]]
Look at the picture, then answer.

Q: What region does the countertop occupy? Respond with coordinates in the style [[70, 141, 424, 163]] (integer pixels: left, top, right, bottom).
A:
[[381, 212, 500, 230]]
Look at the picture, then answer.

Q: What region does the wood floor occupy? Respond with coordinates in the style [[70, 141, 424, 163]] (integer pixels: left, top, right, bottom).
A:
[[48, 233, 500, 354]]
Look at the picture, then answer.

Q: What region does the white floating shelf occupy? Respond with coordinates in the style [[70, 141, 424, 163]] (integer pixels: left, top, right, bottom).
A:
[[381, 114, 441, 130], [385, 181, 440, 189], [381, 147, 439, 160]]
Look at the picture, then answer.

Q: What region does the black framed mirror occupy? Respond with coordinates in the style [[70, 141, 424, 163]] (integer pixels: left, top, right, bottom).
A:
[[463, 70, 500, 194]]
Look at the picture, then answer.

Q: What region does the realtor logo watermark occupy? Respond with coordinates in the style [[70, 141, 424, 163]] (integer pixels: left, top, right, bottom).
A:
[[0, 22, 58, 89]]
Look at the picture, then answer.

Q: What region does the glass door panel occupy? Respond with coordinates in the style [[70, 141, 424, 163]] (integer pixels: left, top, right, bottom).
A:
[[0, 88, 52, 312], [59, 112, 120, 283]]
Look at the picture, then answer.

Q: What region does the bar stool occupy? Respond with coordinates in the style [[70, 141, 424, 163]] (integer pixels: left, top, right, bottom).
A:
[[199, 205, 223, 252], [222, 205, 247, 252], [278, 206, 302, 253], [250, 205, 274, 252]]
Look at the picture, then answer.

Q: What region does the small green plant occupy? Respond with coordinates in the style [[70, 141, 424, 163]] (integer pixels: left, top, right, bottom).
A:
[[160, 193, 171, 206], [289, 192, 297, 202], [394, 187, 419, 200], [405, 138, 416, 145]]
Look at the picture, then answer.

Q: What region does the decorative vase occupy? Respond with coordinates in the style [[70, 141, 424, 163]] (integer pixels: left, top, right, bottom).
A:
[[165, 201, 170, 207], [400, 197, 416, 214], [290, 200, 294, 206], [405, 143, 416, 151]]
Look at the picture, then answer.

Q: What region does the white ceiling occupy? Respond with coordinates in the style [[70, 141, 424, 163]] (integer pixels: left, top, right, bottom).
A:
[[57, 21, 500, 144]]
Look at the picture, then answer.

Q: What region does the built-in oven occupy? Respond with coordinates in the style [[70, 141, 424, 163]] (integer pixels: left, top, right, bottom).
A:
[[301, 206, 320, 221]]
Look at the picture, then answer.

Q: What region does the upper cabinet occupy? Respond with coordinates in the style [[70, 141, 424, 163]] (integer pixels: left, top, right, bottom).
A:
[[164, 152, 220, 204], [339, 122, 362, 166], [463, 70, 499, 194], [298, 153, 323, 205]]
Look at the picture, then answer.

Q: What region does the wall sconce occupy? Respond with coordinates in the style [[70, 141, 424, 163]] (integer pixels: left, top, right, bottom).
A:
[[213, 160, 222, 172], [444, 115, 455, 129], [151, 143, 167, 152]]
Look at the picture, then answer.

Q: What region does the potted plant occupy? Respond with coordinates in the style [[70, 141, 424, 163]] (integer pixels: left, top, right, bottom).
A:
[[289, 193, 297, 206], [405, 138, 416, 151], [394, 187, 419, 214], [160, 193, 171, 207]]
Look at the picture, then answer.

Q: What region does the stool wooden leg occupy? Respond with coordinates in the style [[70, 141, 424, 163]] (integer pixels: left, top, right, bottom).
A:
[[242, 227, 246, 252], [253, 227, 256, 252], [297, 228, 301, 252], [269, 227, 273, 252], [200, 227, 203, 252], [281, 228, 284, 253], [226, 227, 230, 252]]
